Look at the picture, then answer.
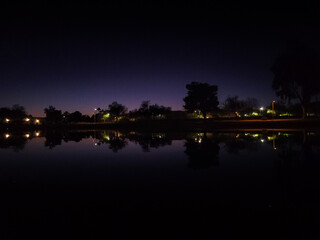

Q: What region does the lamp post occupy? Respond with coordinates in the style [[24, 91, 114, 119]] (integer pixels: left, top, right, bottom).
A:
[[259, 107, 264, 116], [272, 101, 275, 119], [94, 108, 97, 123]]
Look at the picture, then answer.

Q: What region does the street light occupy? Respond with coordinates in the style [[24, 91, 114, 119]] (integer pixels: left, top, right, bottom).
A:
[[5, 118, 10, 123], [272, 101, 276, 119], [259, 107, 264, 116], [94, 108, 97, 123]]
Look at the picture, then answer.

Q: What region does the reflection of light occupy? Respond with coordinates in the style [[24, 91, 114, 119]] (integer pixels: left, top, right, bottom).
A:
[[5, 118, 10, 123], [199, 138, 202, 143], [35, 132, 40, 137], [5, 134, 10, 139], [236, 134, 240, 138], [260, 139, 265, 143], [94, 143, 98, 146], [25, 134, 30, 138]]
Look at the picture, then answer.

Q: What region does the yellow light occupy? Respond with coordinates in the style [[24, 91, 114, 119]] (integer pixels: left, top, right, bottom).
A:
[[25, 134, 30, 138], [35, 132, 40, 137], [5, 118, 10, 123], [35, 119, 40, 123], [5, 134, 10, 139], [25, 118, 30, 122]]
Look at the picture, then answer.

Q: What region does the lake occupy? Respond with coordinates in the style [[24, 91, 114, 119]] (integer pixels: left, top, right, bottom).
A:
[[1, 130, 320, 239]]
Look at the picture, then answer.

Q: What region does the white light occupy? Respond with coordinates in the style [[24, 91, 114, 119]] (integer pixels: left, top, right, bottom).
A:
[[35, 132, 40, 137], [5, 134, 10, 139], [25, 118, 30, 122], [5, 118, 10, 122], [25, 134, 30, 138], [260, 107, 264, 111], [260, 139, 265, 143], [35, 119, 40, 123]]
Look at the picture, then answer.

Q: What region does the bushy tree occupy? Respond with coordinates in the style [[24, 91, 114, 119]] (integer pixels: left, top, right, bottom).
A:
[[44, 106, 63, 123], [0, 105, 27, 123], [183, 82, 219, 118], [137, 100, 171, 119], [271, 42, 320, 118], [108, 102, 127, 121]]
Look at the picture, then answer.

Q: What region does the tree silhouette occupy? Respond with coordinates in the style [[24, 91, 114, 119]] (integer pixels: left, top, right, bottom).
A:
[[44, 106, 63, 124], [0, 105, 27, 123], [108, 102, 127, 121], [137, 100, 171, 119], [183, 82, 219, 118], [271, 43, 320, 118]]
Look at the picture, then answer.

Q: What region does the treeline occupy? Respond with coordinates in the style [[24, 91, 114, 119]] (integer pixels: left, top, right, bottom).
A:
[[1, 42, 320, 123], [43, 100, 172, 124]]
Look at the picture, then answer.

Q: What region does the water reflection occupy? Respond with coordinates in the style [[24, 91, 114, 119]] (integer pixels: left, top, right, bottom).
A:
[[184, 133, 220, 169], [1, 129, 320, 238], [0, 131, 42, 152], [1, 130, 319, 155]]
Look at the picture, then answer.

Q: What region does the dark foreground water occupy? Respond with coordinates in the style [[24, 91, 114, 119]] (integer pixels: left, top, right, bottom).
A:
[[1, 130, 320, 239]]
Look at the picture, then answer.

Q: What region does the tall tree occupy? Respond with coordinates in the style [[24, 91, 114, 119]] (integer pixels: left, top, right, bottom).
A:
[[224, 96, 244, 116], [183, 82, 219, 118], [138, 100, 171, 119], [44, 106, 63, 123], [271, 43, 320, 118], [108, 102, 127, 121]]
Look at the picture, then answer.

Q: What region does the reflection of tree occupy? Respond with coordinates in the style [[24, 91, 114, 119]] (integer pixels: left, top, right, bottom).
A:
[[96, 131, 128, 153], [127, 133, 172, 152], [274, 132, 320, 237], [44, 131, 93, 149], [0, 134, 27, 152], [45, 131, 63, 149], [223, 133, 258, 154], [108, 137, 128, 153], [184, 134, 220, 169]]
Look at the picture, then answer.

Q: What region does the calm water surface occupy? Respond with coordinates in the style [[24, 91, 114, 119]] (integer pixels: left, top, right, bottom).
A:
[[1, 130, 320, 239]]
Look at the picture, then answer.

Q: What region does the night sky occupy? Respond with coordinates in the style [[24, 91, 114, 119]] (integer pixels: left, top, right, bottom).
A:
[[1, 2, 319, 116]]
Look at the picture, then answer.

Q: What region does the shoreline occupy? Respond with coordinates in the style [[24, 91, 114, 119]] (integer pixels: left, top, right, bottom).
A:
[[1, 118, 320, 132]]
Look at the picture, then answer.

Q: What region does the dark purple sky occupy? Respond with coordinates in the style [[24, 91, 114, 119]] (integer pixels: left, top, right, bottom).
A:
[[0, 2, 319, 116]]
